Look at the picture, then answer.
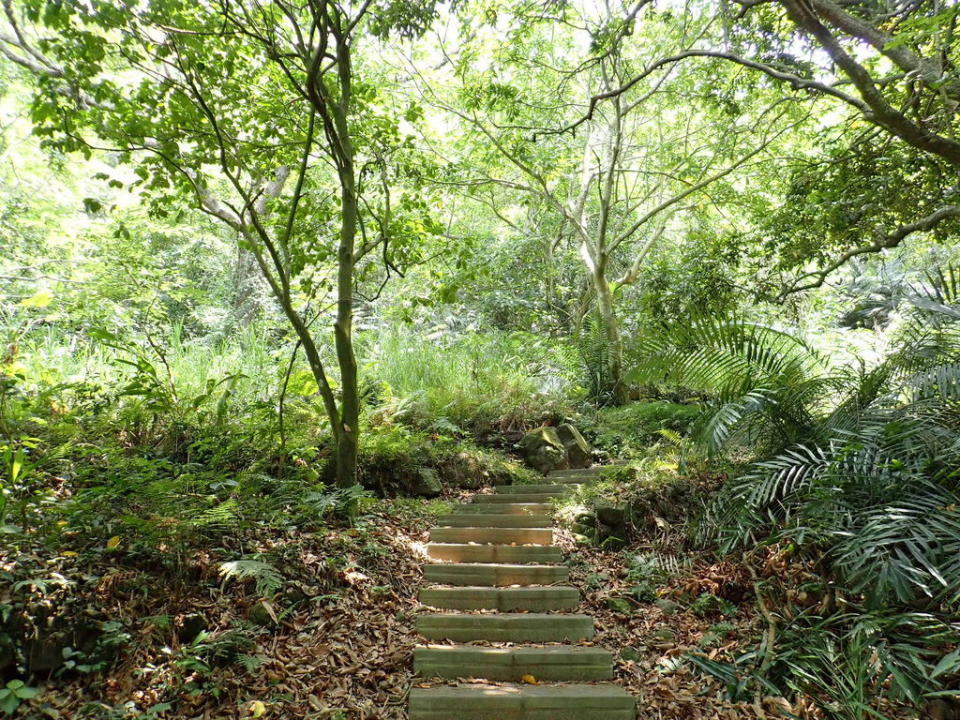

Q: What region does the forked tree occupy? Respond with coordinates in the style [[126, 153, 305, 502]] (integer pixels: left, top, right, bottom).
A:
[[1, 0, 439, 486]]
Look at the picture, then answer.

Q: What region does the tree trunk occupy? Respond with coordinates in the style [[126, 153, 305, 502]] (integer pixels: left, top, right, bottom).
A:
[[331, 35, 360, 489], [334, 159, 359, 487], [593, 268, 627, 405]]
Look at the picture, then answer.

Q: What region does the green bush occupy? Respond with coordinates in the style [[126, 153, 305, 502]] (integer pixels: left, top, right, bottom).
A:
[[362, 327, 575, 436], [585, 401, 700, 457]]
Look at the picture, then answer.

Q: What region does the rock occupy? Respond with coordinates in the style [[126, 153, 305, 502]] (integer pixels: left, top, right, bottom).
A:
[[556, 423, 592, 468], [571, 521, 594, 535], [446, 452, 484, 489], [620, 646, 643, 663], [654, 598, 681, 616], [178, 613, 208, 642], [24, 633, 68, 673], [651, 628, 676, 643], [605, 596, 633, 614], [409, 467, 442, 497], [518, 427, 567, 473], [0, 636, 14, 675], [926, 698, 960, 720], [595, 502, 626, 527]]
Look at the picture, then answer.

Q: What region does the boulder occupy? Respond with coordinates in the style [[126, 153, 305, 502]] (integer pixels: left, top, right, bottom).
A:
[[605, 597, 633, 614], [595, 502, 626, 527], [518, 427, 566, 473], [444, 452, 485, 489], [556, 423, 592, 468], [409, 468, 442, 497]]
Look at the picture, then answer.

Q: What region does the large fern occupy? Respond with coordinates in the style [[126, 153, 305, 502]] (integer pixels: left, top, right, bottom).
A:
[[634, 268, 960, 608], [630, 316, 836, 454]]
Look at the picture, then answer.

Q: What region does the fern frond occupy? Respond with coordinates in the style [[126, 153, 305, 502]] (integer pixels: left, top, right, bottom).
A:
[[218, 558, 284, 597]]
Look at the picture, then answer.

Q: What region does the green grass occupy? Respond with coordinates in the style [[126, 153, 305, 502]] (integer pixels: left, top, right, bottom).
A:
[[362, 327, 575, 434]]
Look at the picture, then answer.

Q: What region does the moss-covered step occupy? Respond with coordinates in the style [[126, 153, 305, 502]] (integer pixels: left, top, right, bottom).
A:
[[473, 493, 561, 504], [419, 586, 580, 611], [426, 543, 562, 564], [428, 527, 553, 545], [436, 513, 552, 528], [414, 645, 614, 682], [416, 613, 594, 642], [422, 562, 568, 586], [451, 502, 553, 515], [409, 684, 635, 720], [548, 466, 607, 478], [496, 484, 572, 495]]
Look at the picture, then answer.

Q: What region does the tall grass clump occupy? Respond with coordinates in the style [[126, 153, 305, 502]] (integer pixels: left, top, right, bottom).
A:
[[364, 327, 576, 435]]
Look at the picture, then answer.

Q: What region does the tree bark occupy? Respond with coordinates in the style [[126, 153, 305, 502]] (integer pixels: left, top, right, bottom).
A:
[[592, 264, 627, 404], [334, 146, 359, 488]]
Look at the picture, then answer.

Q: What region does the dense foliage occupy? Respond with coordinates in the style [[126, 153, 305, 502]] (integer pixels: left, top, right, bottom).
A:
[[1, 0, 960, 718]]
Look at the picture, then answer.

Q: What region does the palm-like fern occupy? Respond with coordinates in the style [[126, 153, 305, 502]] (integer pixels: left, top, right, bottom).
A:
[[630, 317, 836, 453], [633, 268, 960, 609]]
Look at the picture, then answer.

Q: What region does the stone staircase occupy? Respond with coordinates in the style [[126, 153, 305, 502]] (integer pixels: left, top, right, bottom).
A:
[[409, 466, 636, 719]]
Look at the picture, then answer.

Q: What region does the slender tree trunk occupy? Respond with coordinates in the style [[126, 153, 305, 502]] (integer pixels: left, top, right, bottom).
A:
[[334, 159, 359, 487], [592, 265, 626, 404], [331, 34, 359, 488]]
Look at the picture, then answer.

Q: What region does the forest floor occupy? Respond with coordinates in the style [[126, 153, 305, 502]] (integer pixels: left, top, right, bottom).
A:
[[13, 484, 771, 720], [11, 481, 917, 720], [12, 496, 440, 720]]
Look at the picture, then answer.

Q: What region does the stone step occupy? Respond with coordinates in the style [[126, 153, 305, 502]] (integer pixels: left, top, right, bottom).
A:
[[473, 493, 560, 504], [429, 527, 553, 545], [426, 543, 562, 564], [419, 586, 580, 611], [451, 502, 553, 515], [409, 684, 636, 720], [548, 466, 607, 478], [436, 513, 552, 528], [496, 484, 572, 495], [423, 563, 568, 587], [416, 613, 594, 642], [414, 645, 614, 682], [543, 476, 591, 484]]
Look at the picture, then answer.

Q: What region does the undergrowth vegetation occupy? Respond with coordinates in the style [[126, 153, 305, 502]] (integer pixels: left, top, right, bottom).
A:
[[3, 0, 960, 717], [621, 269, 960, 717]]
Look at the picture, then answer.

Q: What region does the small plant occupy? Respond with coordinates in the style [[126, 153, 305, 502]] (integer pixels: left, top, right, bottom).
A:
[[585, 572, 608, 590], [709, 621, 737, 636], [218, 558, 284, 597], [0, 680, 40, 715], [625, 552, 674, 586], [690, 592, 737, 618], [61, 620, 131, 674], [629, 581, 658, 603], [175, 630, 255, 675]]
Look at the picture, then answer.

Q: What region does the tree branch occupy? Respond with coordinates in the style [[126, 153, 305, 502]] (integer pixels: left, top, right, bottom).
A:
[[780, 204, 960, 299]]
